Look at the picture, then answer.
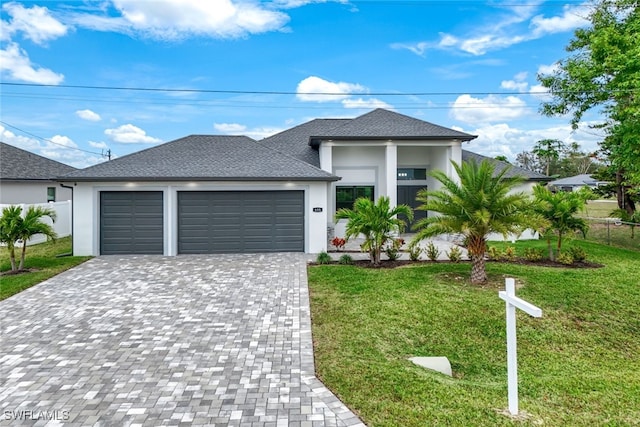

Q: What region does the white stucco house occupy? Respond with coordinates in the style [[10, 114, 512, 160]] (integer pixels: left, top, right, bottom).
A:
[[59, 109, 549, 256], [1, 142, 76, 204]]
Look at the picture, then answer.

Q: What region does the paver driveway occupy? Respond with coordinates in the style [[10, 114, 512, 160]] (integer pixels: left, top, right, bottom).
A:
[[0, 254, 365, 426]]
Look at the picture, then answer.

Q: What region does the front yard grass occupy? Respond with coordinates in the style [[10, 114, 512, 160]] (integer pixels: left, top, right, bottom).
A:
[[308, 240, 640, 426], [0, 237, 91, 300]]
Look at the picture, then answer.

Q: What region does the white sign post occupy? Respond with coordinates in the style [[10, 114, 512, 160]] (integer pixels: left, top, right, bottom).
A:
[[498, 277, 542, 416]]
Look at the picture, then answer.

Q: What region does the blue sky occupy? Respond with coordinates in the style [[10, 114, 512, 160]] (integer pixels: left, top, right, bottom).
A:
[[0, 0, 605, 168]]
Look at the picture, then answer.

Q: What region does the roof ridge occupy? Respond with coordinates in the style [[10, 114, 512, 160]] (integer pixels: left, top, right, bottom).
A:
[[253, 138, 337, 178]]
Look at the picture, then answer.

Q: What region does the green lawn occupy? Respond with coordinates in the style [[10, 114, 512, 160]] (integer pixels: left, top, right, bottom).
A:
[[581, 199, 619, 219], [308, 240, 640, 426], [0, 237, 91, 300]]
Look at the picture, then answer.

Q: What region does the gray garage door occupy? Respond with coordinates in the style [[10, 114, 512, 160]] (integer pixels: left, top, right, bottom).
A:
[[100, 191, 164, 255], [178, 191, 304, 254]]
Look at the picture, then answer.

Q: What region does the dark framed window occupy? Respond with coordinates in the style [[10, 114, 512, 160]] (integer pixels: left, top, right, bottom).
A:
[[47, 187, 56, 202], [397, 168, 427, 180], [336, 186, 374, 210]]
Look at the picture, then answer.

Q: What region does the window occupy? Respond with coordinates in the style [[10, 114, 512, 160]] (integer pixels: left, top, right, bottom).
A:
[[47, 187, 56, 202], [397, 168, 427, 180], [336, 186, 374, 210]]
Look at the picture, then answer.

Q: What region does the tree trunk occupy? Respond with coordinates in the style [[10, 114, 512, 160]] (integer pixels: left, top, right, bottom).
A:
[[470, 253, 487, 284], [19, 242, 27, 270], [547, 237, 554, 261], [557, 232, 563, 255], [8, 244, 17, 271]]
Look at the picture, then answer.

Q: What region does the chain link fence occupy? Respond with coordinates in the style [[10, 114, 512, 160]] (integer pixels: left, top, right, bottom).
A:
[[579, 217, 640, 251]]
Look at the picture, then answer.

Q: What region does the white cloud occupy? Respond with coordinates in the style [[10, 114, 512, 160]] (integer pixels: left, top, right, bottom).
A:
[[341, 97, 392, 110], [76, 109, 102, 122], [0, 125, 104, 168], [2, 2, 68, 45], [214, 122, 283, 139], [296, 76, 366, 102], [89, 141, 109, 149], [537, 62, 560, 76], [394, 2, 590, 57], [214, 123, 246, 133], [104, 124, 161, 144], [501, 72, 529, 92], [0, 42, 64, 84], [530, 83, 552, 101], [450, 94, 530, 124], [458, 121, 602, 161], [70, 0, 290, 40], [531, 3, 590, 36]]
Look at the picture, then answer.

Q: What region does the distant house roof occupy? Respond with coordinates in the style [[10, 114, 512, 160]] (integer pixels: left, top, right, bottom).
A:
[[308, 109, 476, 146], [0, 142, 77, 181], [60, 135, 339, 182], [461, 151, 551, 181], [548, 174, 600, 187]]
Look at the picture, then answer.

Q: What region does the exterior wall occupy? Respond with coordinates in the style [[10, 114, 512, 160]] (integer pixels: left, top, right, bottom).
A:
[[71, 180, 330, 256], [0, 200, 72, 246], [0, 181, 72, 204]]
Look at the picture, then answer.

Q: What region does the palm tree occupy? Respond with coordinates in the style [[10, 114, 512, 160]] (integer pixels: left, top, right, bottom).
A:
[[411, 160, 541, 284], [0, 205, 57, 272], [335, 196, 413, 266], [532, 185, 591, 259]]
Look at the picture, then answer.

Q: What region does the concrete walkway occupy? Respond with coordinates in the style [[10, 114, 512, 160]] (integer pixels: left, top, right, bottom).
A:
[[0, 255, 365, 427]]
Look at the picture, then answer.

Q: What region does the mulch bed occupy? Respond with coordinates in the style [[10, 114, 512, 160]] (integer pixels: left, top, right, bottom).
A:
[[0, 268, 39, 276], [313, 258, 604, 269]]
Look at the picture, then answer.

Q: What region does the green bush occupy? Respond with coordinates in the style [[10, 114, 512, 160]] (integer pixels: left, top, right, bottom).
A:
[[487, 246, 501, 260], [568, 245, 587, 262], [316, 251, 332, 265], [338, 254, 354, 265], [425, 242, 441, 261], [523, 247, 544, 262], [501, 246, 517, 261], [557, 252, 574, 265], [409, 245, 422, 261], [384, 238, 404, 261], [447, 246, 463, 263]]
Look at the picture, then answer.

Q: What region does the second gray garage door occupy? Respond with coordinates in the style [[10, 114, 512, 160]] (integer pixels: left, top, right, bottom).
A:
[[178, 191, 304, 253]]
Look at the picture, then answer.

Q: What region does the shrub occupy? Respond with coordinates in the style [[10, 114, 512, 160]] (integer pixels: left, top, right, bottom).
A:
[[523, 248, 544, 262], [447, 246, 463, 263], [557, 252, 574, 265], [316, 251, 332, 264], [331, 237, 346, 251], [425, 242, 441, 261], [501, 246, 517, 261], [568, 245, 587, 262], [338, 254, 353, 265], [385, 238, 404, 261], [487, 246, 502, 260], [409, 245, 422, 261]]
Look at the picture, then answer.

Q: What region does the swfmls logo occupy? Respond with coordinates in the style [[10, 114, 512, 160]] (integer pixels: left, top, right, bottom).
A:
[[4, 410, 70, 421]]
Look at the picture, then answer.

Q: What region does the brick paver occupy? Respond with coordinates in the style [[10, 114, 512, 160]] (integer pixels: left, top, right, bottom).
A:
[[0, 254, 365, 426]]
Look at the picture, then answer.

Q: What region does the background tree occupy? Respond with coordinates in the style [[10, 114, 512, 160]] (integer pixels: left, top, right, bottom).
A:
[[335, 196, 412, 266], [533, 139, 566, 176], [494, 155, 509, 163], [0, 205, 57, 272], [515, 150, 545, 174], [538, 0, 639, 213], [532, 186, 593, 260], [411, 160, 542, 284]]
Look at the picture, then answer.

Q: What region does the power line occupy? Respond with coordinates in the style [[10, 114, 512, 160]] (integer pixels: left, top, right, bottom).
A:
[[0, 120, 107, 157]]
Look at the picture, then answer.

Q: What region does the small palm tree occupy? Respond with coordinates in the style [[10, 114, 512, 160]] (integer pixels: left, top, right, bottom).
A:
[[335, 196, 413, 266], [0, 205, 57, 272], [411, 160, 542, 284], [532, 185, 591, 260]]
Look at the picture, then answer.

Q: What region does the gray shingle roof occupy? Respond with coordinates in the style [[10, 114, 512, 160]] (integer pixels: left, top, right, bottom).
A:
[[309, 109, 476, 144], [462, 151, 551, 181], [0, 142, 77, 181], [259, 119, 348, 167], [548, 174, 597, 187], [61, 135, 339, 182]]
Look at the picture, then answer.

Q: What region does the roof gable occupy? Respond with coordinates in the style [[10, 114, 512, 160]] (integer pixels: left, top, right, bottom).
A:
[[310, 109, 476, 143], [0, 142, 77, 180], [62, 135, 338, 182]]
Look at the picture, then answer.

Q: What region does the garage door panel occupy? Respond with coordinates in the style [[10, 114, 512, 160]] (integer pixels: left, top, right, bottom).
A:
[[178, 191, 304, 254], [100, 191, 163, 255]]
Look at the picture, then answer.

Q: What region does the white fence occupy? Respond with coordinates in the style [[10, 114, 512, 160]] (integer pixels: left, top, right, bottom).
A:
[[0, 201, 72, 246]]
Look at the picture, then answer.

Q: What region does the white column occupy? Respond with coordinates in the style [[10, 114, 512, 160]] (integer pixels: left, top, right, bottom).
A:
[[385, 143, 397, 207], [450, 141, 462, 184], [166, 186, 174, 256], [318, 142, 333, 173]]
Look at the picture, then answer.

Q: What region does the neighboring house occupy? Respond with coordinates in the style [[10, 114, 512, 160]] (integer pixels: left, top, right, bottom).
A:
[[548, 174, 606, 192], [0, 142, 76, 204], [60, 109, 549, 256]]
